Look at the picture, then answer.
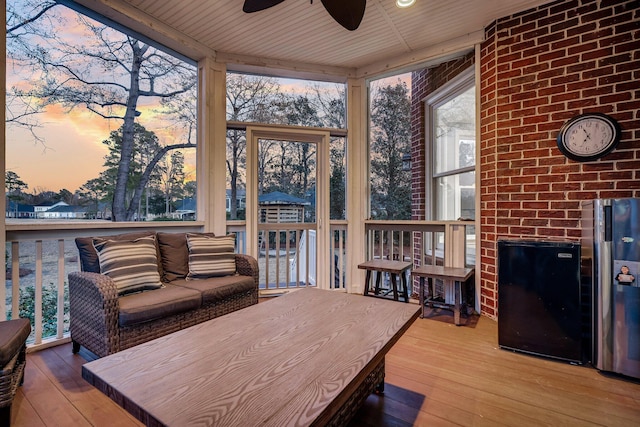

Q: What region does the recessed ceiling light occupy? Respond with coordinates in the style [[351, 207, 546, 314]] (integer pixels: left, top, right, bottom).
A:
[[396, 0, 416, 8]]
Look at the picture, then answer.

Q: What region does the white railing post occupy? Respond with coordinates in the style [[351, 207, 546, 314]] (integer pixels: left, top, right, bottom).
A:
[[11, 242, 20, 319], [57, 239, 65, 339], [35, 240, 43, 345]]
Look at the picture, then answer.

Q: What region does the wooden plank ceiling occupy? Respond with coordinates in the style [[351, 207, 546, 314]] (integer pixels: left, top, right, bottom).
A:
[[94, 0, 552, 76]]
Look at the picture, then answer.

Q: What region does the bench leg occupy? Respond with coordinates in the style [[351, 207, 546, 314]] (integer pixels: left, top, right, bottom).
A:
[[454, 280, 461, 326], [401, 271, 409, 302], [390, 274, 399, 301], [374, 271, 382, 295], [427, 277, 434, 308], [419, 277, 425, 317], [363, 270, 372, 296]]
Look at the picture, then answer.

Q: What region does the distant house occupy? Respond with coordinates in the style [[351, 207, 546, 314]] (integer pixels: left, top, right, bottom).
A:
[[5, 201, 35, 219], [226, 189, 246, 213], [173, 198, 196, 220], [34, 201, 69, 218], [41, 204, 87, 219]]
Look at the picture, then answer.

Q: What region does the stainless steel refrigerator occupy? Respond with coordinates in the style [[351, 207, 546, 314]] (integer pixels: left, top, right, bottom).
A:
[[583, 198, 640, 379]]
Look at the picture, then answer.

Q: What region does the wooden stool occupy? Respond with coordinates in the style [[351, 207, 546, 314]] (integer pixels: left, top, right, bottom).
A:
[[358, 260, 412, 302], [0, 318, 31, 424], [412, 265, 474, 326]]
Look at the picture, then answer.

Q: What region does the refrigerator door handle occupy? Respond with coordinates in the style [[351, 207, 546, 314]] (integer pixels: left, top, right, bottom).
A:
[[604, 205, 612, 242]]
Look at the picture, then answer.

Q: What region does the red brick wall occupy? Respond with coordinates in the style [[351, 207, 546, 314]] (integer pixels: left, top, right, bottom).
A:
[[411, 0, 640, 319], [479, 0, 640, 319]]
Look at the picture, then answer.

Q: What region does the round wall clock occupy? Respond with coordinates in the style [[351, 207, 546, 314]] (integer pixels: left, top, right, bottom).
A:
[[556, 113, 621, 162]]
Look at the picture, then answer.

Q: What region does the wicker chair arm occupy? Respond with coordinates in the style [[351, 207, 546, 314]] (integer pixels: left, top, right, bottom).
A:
[[68, 271, 120, 357], [235, 254, 259, 287]]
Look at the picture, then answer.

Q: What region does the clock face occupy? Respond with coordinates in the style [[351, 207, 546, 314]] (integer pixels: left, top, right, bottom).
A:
[[557, 113, 621, 162]]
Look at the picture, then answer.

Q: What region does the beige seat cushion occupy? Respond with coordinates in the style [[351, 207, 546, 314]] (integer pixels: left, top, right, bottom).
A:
[[118, 285, 201, 327], [172, 275, 255, 304], [0, 318, 31, 366]]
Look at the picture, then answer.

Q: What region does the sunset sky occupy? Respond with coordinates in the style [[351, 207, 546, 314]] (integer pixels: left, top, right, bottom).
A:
[[5, 91, 195, 193], [5, 2, 196, 194], [5, 2, 407, 195]]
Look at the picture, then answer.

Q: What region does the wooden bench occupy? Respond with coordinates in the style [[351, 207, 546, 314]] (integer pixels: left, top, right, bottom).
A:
[[412, 265, 474, 326], [358, 259, 412, 302]]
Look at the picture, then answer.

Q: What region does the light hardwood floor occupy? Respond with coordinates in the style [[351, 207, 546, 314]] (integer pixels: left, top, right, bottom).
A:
[[11, 312, 640, 426]]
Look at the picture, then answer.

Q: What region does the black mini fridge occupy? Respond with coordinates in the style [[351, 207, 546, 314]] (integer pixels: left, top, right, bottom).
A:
[[498, 240, 583, 364]]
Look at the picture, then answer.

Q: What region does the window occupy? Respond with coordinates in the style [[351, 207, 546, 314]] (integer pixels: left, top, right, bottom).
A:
[[6, 1, 197, 222], [426, 70, 475, 221]]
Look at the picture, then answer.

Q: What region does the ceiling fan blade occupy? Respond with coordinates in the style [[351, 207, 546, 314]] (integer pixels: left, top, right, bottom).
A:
[[321, 0, 366, 31], [243, 0, 285, 13]]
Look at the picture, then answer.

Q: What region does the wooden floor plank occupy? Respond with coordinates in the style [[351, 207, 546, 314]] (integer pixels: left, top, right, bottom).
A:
[[9, 309, 640, 427], [29, 348, 142, 427], [384, 319, 640, 426], [16, 352, 93, 427], [11, 388, 46, 427]]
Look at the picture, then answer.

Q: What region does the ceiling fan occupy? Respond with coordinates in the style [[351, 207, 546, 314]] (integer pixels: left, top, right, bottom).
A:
[[243, 0, 366, 31]]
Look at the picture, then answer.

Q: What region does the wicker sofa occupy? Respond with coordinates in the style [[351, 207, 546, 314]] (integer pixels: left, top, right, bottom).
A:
[[68, 231, 259, 358]]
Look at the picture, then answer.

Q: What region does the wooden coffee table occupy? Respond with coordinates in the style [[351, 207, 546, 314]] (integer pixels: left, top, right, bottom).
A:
[[82, 288, 420, 426]]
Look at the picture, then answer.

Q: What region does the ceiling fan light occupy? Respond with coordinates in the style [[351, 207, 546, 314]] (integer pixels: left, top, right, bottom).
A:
[[396, 0, 416, 8]]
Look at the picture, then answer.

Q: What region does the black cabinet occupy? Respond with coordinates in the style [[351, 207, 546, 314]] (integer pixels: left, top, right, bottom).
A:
[[498, 240, 583, 364]]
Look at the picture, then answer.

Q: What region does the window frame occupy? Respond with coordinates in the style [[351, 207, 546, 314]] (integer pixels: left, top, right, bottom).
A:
[[424, 67, 475, 221]]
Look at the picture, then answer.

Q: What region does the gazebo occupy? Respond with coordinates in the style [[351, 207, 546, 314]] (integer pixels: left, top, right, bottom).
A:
[[257, 191, 310, 224]]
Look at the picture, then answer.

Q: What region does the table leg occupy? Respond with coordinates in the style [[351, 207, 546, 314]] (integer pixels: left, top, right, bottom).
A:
[[374, 271, 382, 295], [427, 277, 434, 308]]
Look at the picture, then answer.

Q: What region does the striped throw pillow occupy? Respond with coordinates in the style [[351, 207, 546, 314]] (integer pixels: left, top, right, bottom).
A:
[[186, 234, 237, 279], [93, 235, 163, 295]]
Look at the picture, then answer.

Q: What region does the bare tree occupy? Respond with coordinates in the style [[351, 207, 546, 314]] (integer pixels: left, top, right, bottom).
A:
[[157, 151, 185, 215], [5, 0, 61, 144], [226, 73, 280, 218], [12, 8, 196, 221]]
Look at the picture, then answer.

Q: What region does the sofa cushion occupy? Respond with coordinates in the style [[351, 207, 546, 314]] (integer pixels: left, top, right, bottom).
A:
[[0, 318, 31, 366], [186, 234, 237, 279], [76, 230, 157, 273], [118, 284, 202, 327], [157, 232, 215, 282], [94, 235, 163, 295], [171, 275, 255, 304]]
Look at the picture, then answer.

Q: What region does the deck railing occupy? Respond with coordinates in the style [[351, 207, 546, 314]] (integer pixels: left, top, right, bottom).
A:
[[3, 220, 207, 351], [364, 219, 475, 267], [364, 219, 476, 299], [3, 219, 469, 350], [3, 220, 350, 349]]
